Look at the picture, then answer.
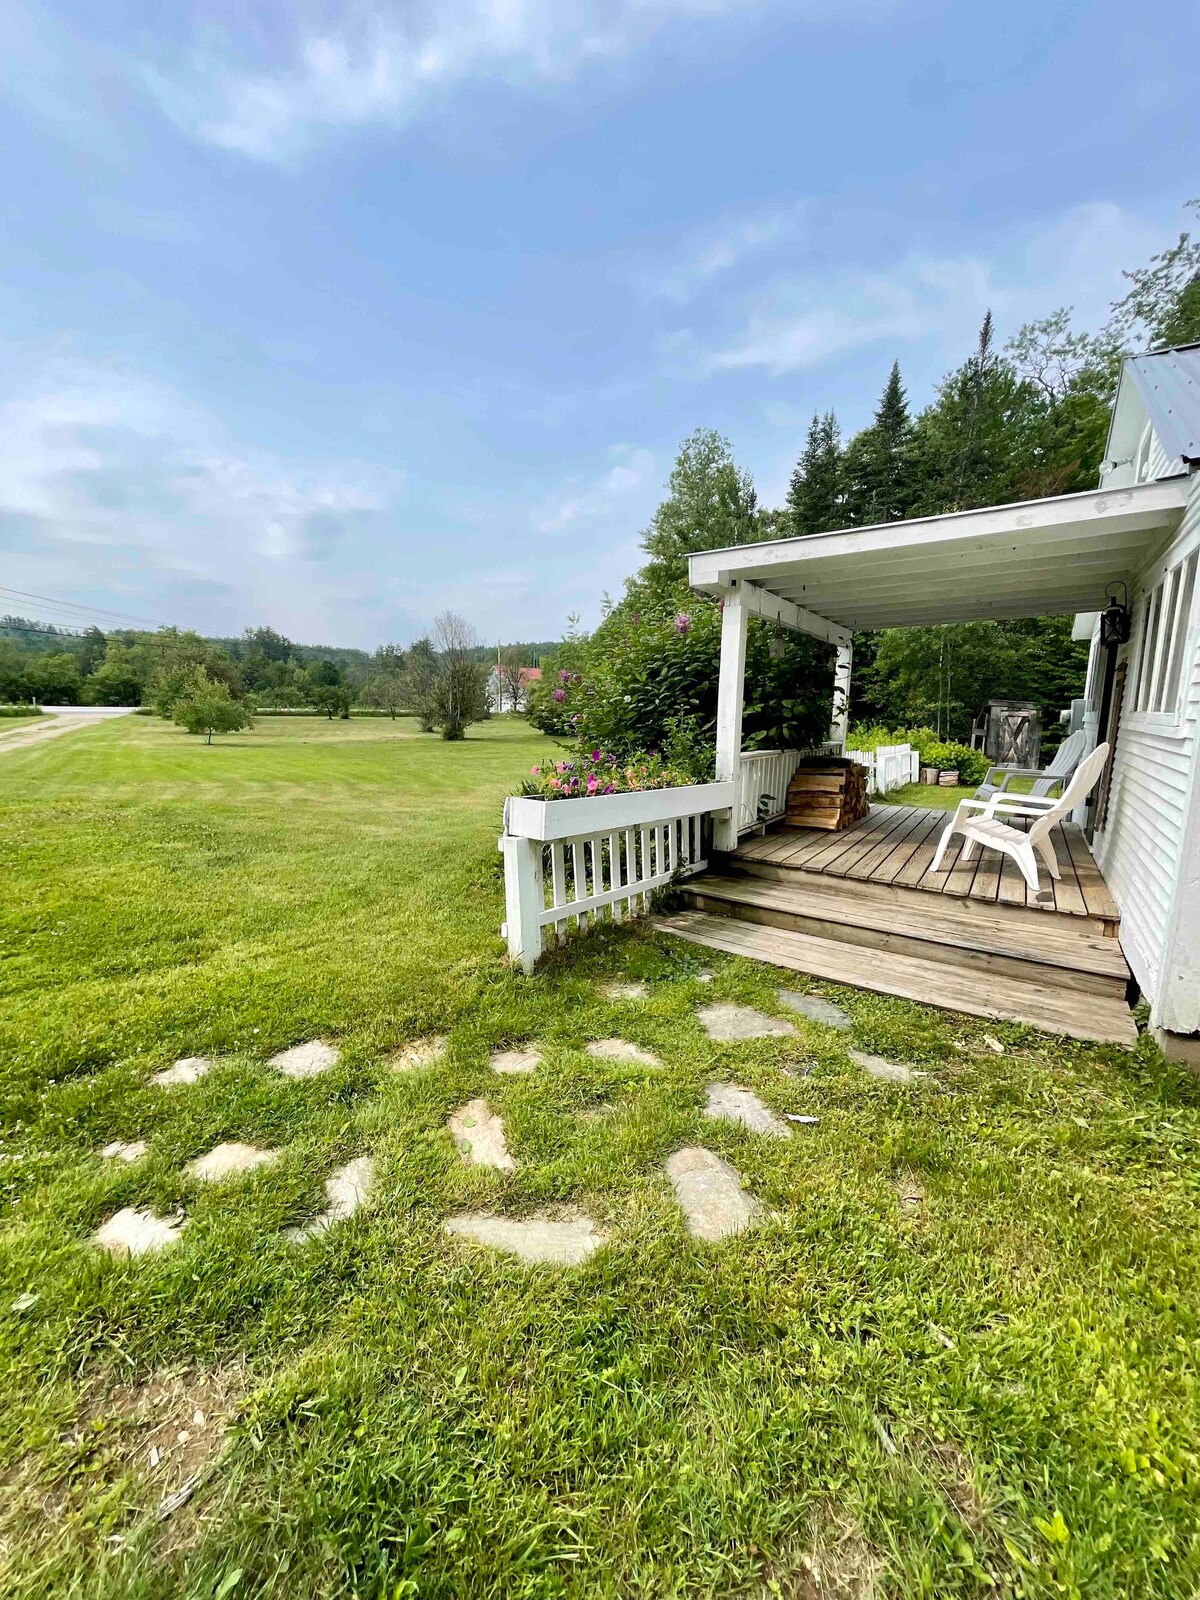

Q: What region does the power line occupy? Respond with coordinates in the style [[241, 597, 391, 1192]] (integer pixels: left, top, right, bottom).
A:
[[0, 586, 170, 630]]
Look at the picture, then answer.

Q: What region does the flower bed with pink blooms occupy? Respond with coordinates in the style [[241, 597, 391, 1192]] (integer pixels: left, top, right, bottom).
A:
[[519, 749, 699, 800]]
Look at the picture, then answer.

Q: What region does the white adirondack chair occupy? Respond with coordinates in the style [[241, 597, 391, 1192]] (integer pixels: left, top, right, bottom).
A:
[[930, 742, 1110, 894], [973, 726, 1088, 803]]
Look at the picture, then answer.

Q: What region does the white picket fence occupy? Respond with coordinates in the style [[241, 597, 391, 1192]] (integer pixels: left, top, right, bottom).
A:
[[500, 783, 732, 973], [844, 742, 919, 795], [499, 742, 917, 971]]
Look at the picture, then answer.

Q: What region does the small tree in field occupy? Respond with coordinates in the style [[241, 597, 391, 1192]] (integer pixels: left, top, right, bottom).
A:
[[430, 611, 490, 740], [173, 673, 254, 744], [498, 647, 529, 711]]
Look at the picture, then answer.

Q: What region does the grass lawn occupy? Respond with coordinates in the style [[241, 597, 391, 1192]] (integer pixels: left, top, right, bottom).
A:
[[1, 715, 1198, 1598]]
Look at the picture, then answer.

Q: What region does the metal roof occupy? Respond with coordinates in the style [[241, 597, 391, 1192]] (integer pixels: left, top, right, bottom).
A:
[[1125, 343, 1200, 469]]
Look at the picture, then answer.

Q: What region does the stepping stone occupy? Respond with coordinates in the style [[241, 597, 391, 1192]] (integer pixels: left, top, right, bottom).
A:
[[897, 1178, 925, 1216], [153, 1057, 211, 1087], [269, 1039, 340, 1079], [696, 970, 715, 984], [848, 1049, 925, 1085], [602, 982, 647, 1001], [697, 1004, 796, 1042], [704, 1083, 791, 1139], [285, 1156, 375, 1242], [185, 1142, 278, 1183], [444, 1210, 604, 1265], [93, 1207, 184, 1257], [778, 990, 852, 1030], [448, 1099, 516, 1170], [586, 1038, 661, 1066], [391, 1036, 447, 1072], [665, 1147, 759, 1242], [490, 1047, 541, 1076], [100, 1140, 148, 1163]]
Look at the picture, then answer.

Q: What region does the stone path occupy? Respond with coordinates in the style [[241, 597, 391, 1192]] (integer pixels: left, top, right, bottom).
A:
[[602, 981, 648, 1001], [391, 1037, 447, 1072], [665, 1147, 759, 1242], [444, 1210, 604, 1265], [778, 990, 852, 1030], [154, 1057, 211, 1087], [185, 1143, 278, 1182], [101, 1140, 148, 1163], [448, 1099, 516, 1170], [697, 1004, 796, 1042], [848, 1049, 926, 1084], [704, 1083, 791, 1139], [586, 1038, 661, 1066], [490, 1047, 541, 1075], [270, 1040, 340, 1079], [286, 1156, 375, 1242], [93, 1207, 184, 1257]]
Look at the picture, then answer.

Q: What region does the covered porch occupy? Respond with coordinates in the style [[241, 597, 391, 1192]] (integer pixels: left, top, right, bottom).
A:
[[657, 478, 1192, 1044]]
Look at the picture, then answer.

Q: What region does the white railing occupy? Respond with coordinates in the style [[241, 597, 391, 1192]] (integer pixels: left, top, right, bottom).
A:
[[500, 782, 735, 973], [844, 742, 919, 795], [735, 743, 839, 834]]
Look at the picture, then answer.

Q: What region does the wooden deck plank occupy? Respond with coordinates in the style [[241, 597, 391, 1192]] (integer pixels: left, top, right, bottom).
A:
[[736, 806, 1117, 925], [1064, 826, 1121, 922], [653, 912, 1137, 1046], [843, 805, 935, 881]]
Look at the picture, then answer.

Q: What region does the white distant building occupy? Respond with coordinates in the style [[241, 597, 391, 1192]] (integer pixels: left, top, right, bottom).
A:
[[488, 664, 541, 713]]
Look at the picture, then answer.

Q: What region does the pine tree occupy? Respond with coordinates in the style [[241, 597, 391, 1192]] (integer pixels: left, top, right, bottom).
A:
[[841, 362, 914, 525], [786, 411, 843, 535]]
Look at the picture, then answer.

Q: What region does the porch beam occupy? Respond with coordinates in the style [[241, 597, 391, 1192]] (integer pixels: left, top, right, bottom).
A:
[[704, 577, 850, 647], [712, 590, 749, 852]]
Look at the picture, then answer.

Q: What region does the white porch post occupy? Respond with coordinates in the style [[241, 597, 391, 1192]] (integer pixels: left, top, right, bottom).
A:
[[830, 641, 852, 748], [500, 804, 544, 973], [713, 587, 748, 851]]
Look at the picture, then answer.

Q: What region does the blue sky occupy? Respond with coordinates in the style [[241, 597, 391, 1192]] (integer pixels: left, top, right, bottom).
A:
[[0, 0, 1196, 648]]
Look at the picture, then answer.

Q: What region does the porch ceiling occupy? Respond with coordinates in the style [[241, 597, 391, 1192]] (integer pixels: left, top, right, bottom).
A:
[[687, 479, 1190, 630]]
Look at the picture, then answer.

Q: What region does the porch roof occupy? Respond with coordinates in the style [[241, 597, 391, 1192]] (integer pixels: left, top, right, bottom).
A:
[[687, 478, 1190, 632]]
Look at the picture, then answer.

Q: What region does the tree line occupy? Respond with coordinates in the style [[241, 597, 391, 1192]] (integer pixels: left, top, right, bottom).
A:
[[530, 203, 1200, 750], [0, 614, 552, 740]]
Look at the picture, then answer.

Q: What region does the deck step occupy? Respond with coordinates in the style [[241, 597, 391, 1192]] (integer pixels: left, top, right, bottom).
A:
[[682, 874, 1130, 998], [652, 911, 1138, 1047]]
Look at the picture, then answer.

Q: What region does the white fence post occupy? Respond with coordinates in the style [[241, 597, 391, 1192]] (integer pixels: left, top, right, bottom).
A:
[[713, 589, 748, 851], [500, 826, 544, 974]]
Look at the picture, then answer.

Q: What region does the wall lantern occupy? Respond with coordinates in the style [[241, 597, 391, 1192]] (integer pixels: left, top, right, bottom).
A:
[[1100, 582, 1132, 649]]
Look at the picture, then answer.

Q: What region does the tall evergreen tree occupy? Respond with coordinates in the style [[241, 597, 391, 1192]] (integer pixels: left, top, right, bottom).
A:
[[841, 362, 914, 525], [787, 411, 843, 535]]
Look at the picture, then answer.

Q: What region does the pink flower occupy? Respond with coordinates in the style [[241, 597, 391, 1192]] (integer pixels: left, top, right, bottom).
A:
[[553, 688, 566, 702], [587, 775, 599, 793], [674, 611, 692, 635], [530, 766, 540, 775], [559, 669, 571, 683]]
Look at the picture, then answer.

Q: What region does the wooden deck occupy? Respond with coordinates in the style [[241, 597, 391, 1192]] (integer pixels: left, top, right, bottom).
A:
[[733, 802, 1120, 925]]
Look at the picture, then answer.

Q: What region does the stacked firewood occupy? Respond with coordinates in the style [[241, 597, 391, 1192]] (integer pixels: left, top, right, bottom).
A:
[[785, 758, 870, 831]]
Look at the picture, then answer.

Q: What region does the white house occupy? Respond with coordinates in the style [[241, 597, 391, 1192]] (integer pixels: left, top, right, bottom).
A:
[[500, 345, 1200, 1060]]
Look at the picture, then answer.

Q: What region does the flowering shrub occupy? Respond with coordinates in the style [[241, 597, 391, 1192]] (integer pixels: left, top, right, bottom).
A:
[[520, 749, 700, 799], [525, 597, 831, 757]]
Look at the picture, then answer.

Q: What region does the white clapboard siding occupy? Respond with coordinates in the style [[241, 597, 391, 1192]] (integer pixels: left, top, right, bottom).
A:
[[1095, 473, 1200, 1026]]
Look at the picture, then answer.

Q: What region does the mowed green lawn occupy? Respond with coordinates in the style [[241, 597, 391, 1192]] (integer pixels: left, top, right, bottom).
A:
[[1, 716, 1198, 1599]]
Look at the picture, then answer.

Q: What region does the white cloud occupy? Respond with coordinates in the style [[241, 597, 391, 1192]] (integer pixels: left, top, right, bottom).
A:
[[0, 358, 398, 641], [140, 0, 777, 159], [694, 200, 1166, 380], [535, 443, 657, 535], [631, 202, 808, 303]]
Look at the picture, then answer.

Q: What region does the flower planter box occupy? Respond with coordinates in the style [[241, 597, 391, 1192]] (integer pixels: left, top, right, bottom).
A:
[[504, 781, 736, 842]]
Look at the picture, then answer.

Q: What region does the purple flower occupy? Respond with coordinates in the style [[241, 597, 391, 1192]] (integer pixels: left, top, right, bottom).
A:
[[559, 669, 571, 683], [674, 611, 692, 636], [553, 687, 567, 702]]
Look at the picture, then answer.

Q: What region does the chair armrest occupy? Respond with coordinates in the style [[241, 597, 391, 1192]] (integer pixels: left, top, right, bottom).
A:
[[981, 795, 1061, 819]]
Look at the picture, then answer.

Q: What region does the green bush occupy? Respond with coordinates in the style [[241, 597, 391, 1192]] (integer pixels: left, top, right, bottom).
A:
[[172, 673, 255, 745], [847, 723, 988, 785], [528, 598, 831, 759], [0, 705, 42, 719]]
